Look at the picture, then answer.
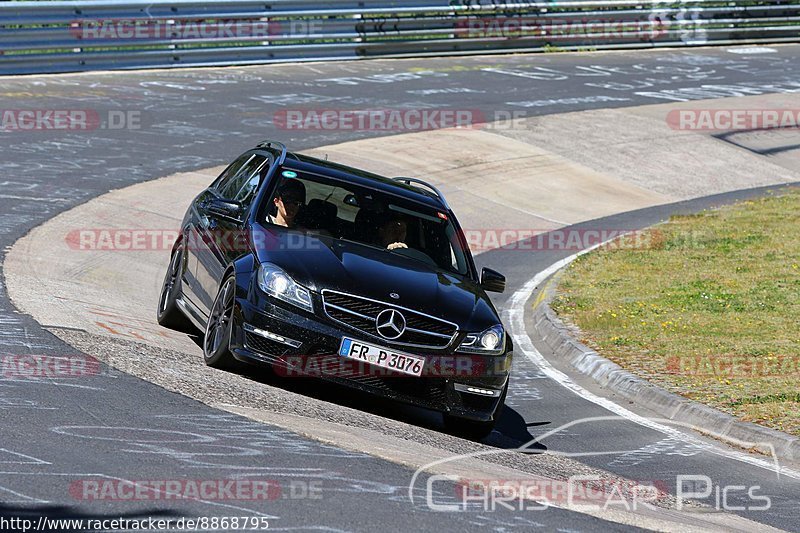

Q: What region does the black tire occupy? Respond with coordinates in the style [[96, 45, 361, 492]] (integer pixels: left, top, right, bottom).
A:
[[444, 381, 509, 441], [157, 245, 194, 332], [203, 275, 238, 369]]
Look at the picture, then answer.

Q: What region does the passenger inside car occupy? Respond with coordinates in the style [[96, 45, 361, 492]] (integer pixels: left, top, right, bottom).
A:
[[376, 213, 408, 250]]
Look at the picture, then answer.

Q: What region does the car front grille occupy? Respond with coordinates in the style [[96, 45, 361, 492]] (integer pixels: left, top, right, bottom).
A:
[[352, 373, 449, 405], [321, 290, 457, 349]]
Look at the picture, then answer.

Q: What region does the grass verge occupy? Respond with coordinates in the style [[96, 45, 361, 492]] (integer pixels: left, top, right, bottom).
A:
[[551, 187, 800, 437]]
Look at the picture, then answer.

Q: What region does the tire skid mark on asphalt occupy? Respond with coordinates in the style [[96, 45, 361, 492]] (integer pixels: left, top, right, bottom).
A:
[[40, 414, 462, 520], [608, 437, 707, 468], [0, 471, 276, 518], [504, 362, 546, 407], [0, 483, 48, 504], [0, 394, 57, 410], [0, 448, 51, 465], [0, 448, 52, 502]]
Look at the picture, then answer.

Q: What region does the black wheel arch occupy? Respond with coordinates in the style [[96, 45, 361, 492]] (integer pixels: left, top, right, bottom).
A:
[[226, 252, 257, 300]]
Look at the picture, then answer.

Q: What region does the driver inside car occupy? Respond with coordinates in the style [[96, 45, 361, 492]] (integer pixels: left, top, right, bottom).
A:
[[267, 179, 306, 228]]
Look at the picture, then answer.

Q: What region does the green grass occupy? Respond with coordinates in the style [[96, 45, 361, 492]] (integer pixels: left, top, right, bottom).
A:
[[551, 187, 800, 436]]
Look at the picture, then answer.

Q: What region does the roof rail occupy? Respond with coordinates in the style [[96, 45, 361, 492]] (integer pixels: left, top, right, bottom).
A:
[[393, 177, 450, 210], [255, 140, 289, 164]]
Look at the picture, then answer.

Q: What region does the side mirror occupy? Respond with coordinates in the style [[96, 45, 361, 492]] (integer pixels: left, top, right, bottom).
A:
[[206, 198, 244, 221], [480, 267, 506, 293]]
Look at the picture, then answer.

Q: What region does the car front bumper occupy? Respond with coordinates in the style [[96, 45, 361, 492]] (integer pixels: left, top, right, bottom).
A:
[[230, 297, 511, 422]]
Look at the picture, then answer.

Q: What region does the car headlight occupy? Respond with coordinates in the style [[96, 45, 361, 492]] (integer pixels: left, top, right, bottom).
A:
[[457, 324, 505, 354], [257, 263, 313, 312]]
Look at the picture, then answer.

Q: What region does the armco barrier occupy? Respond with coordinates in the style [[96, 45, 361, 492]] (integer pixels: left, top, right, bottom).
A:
[[1, 0, 799, 74]]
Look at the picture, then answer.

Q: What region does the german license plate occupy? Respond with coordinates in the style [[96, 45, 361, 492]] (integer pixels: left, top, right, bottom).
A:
[[338, 337, 425, 377]]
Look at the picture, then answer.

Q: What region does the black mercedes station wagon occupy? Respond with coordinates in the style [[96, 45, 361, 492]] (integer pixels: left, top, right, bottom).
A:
[[158, 140, 512, 438]]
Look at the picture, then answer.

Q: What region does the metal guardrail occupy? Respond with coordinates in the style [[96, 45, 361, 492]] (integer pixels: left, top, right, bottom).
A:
[[1, 0, 799, 75]]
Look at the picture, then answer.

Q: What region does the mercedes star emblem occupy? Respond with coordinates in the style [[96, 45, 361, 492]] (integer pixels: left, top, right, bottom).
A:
[[375, 309, 406, 340]]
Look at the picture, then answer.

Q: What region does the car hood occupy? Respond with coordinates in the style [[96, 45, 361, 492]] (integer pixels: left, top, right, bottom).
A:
[[252, 225, 500, 331]]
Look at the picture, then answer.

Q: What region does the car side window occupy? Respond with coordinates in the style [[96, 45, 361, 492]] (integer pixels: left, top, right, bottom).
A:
[[212, 154, 253, 193], [233, 156, 272, 206], [218, 155, 267, 200]]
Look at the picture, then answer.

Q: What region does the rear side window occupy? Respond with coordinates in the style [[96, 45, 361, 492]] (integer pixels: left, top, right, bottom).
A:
[[234, 157, 272, 205], [213, 154, 252, 192], [218, 155, 268, 200]]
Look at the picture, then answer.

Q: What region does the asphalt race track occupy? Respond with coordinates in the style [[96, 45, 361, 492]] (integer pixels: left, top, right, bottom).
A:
[[2, 46, 800, 531]]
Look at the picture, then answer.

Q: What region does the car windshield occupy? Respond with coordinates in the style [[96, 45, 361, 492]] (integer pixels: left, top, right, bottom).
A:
[[260, 168, 471, 276]]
